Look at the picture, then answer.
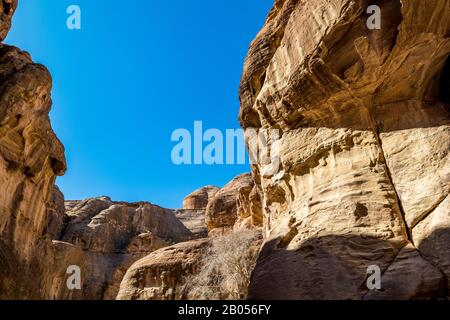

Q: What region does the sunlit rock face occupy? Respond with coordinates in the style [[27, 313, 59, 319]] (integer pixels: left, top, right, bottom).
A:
[[47, 197, 194, 300], [0, 0, 68, 298], [239, 0, 450, 299]]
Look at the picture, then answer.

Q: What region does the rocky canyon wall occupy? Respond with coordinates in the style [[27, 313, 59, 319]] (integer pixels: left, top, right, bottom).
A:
[[239, 0, 450, 299], [1, 0, 449, 301], [0, 0, 70, 299]]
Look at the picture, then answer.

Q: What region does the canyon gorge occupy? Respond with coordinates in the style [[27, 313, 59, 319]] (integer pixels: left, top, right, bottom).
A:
[[0, 0, 449, 300]]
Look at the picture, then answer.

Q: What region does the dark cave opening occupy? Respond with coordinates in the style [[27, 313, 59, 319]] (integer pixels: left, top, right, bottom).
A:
[[439, 56, 450, 104]]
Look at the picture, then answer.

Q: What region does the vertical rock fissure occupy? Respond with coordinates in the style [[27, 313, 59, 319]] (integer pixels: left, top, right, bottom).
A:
[[374, 126, 412, 243]]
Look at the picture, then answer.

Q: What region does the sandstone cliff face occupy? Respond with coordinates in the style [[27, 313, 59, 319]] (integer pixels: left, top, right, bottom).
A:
[[2, 0, 449, 301], [117, 238, 210, 300], [206, 173, 262, 235], [118, 174, 263, 300], [46, 197, 194, 300], [173, 186, 220, 239], [0, 0, 69, 299], [183, 186, 219, 210], [239, 0, 450, 299]]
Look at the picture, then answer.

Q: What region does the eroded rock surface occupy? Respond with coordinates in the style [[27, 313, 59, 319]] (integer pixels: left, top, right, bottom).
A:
[[239, 0, 450, 299], [48, 197, 193, 300], [183, 186, 219, 210], [0, 0, 67, 297], [117, 238, 209, 300], [206, 173, 260, 234]]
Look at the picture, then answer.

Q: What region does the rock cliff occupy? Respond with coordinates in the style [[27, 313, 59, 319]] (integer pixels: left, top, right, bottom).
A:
[[239, 0, 450, 299], [117, 173, 262, 300], [47, 197, 193, 300], [0, 0, 69, 299], [1, 0, 449, 301]]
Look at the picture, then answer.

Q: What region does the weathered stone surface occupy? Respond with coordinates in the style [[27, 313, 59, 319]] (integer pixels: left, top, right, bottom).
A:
[[0, 0, 16, 41], [205, 173, 256, 232], [183, 186, 219, 210], [380, 127, 450, 228], [240, 0, 450, 299], [413, 195, 450, 295], [47, 197, 193, 300], [0, 40, 67, 298], [117, 238, 209, 300], [175, 209, 208, 239], [364, 244, 446, 300]]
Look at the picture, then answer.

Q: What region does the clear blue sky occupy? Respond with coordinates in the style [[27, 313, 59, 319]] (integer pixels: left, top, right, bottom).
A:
[[5, 0, 273, 208]]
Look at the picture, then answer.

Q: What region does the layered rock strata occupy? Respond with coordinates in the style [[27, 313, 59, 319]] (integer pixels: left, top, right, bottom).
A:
[[238, 0, 450, 299]]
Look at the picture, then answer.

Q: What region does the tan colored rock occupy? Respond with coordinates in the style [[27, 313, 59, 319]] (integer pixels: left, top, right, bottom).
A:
[[47, 197, 193, 300], [240, 0, 450, 299], [117, 239, 209, 300], [380, 127, 450, 228], [183, 186, 219, 210], [205, 173, 255, 232], [0, 41, 66, 299], [175, 209, 208, 239]]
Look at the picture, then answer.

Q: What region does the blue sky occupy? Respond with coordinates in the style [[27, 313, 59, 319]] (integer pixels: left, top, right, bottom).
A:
[[6, 0, 273, 208]]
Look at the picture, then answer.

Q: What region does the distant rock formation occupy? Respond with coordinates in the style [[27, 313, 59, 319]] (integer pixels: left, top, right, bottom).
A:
[[1, 0, 449, 301], [117, 238, 210, 300], [117, 173, 262, 300], [183, 186, 219, 210], [238, 0, 450, 299], [205, 173, 262, 236], [174, 185, 220, 239], [47, 197, 193, 300]]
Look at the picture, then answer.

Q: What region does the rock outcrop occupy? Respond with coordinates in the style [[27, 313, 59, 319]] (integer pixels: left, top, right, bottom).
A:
[[174, 209, 208, 239], [239, 0, 450, 299], [117, 238, 209, 300], [2, 0, 449, 301], [46, 197, 193, 300], [205, 173, 261, 235], [118, 173, 263, 300], [0, 0, 69, 299], [183, 186, 219, 210], [171, 186, 220, 239]]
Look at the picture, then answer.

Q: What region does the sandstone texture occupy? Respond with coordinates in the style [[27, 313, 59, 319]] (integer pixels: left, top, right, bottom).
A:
[[205, 173, 262, 235], [117, 173, 263, 300], [47, 197, 193, 300], [239, 0, 450, 299], [174, 209, 208, 239], [0, 0, 68, 298], [183, 186, 219, 210], [117, 238, 209, 300], [1, 0, 449, 301]]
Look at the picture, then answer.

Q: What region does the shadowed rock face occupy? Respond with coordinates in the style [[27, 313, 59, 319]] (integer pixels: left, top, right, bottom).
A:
[[239, 0, 450, 299]]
